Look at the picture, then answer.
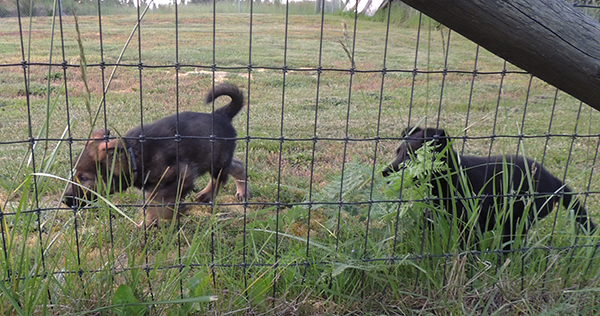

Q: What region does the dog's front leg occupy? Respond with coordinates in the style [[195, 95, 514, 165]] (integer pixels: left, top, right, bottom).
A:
[[195, 178, 218, 203], [138, 188, 188, 228]]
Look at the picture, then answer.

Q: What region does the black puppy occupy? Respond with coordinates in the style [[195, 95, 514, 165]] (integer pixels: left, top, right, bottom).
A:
[[383, 126, 596, 248], [64, 84, 250, 227]]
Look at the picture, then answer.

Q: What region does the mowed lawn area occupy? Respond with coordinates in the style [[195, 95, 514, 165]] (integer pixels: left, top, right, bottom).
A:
[[1, 4, 600, 314]]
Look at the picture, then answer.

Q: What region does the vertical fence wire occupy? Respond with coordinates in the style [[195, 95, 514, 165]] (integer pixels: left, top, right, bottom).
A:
[[334, 0, 359, 256], [515, 75, 534, 291], [2, 1, 600, 312], [299, 0, 328, 292], [548, 101, 584, 278], [56, 0, 88, 291], [94, 0, 117, 296], [435, 28, 451, 287], [272, 0, 292, 301], [16, 0, 51, 303], [242, 0, 255, 294], [173, 0, 185, 300], [408, 12, 425, 291], [209, 0, 217, 292], [583, 136, 600, 275], [133, 0, 156, 303], [364, 0, 392, 265], [565, 117, 600, 281]]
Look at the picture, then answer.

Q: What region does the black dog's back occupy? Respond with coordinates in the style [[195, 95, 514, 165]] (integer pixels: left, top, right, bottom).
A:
[[385, 126, 596, 248], [126, 84, 244, 192], [457, 154, 594, 238]]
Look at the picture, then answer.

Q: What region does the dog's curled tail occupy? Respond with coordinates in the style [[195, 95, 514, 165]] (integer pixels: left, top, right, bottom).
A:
[[206, 84, 245, 120]]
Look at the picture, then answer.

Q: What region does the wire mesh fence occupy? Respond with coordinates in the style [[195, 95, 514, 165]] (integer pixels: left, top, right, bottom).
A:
[[1, 0, 600, 314]]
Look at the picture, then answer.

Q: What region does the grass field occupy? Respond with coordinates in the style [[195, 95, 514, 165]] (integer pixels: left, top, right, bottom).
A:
[[1, 1, 600, 314]]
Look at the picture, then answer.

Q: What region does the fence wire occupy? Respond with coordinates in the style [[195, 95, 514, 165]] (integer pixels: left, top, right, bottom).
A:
[[1, 0, 600, 313]]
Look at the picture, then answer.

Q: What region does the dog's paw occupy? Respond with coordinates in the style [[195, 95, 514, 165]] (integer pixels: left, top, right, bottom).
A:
[[195, 191, 213, 203], [137, 218, 159, 229], [137, 220, 153, 229], [234, 179, 250, 201], [235, 189, 250, 201]]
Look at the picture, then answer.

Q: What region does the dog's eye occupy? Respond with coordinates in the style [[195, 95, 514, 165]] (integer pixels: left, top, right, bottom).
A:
[[78, 175, 88, 182]]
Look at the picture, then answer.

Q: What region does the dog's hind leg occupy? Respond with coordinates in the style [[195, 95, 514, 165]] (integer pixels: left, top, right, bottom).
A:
[[195, 158, 249, 203], [229, 158, 250, 201], [562, 191, 596, 233], [195, 169, 227, 203]]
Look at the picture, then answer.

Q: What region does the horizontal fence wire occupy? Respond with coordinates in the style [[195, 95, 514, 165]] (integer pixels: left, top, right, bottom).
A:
[[1, 0, 600, 313]]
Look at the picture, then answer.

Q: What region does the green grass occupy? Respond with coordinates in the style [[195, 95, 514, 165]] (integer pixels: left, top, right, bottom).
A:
[[1, 2, 600, 314]]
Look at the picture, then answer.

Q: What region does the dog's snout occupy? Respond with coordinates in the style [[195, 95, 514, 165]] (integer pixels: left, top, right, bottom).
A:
[[382, 167, 394, 177], [382, 163, 404, 177], [63, 188, 91, 208], [383, 149, 408, 177], [63, 196, 77, 208], [64, 184, 80, 208]]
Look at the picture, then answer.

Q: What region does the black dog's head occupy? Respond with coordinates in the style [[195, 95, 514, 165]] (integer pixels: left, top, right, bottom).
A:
[[63, 129, 133, 208], [382, 126, 449, 176]]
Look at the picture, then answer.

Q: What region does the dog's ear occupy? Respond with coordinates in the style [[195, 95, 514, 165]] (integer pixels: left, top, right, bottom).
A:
[[87, 129, 110, 143], [85, 130, 111, 148], [85, 129, 116, 162], [402, 126, 423, 138], [96, 139, 119, 161]]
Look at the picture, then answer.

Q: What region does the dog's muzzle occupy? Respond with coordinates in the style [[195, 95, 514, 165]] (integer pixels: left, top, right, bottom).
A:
[[63, 196, 78, 208], [63, 196, 91, 208], [382, 167, 394, 177], [63, 187, 92, 208], [382, 164, 405, 177]]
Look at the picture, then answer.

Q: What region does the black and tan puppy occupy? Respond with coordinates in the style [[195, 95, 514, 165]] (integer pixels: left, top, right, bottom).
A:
[[383, 126, 596, 248], [64, 84, 250, 227]]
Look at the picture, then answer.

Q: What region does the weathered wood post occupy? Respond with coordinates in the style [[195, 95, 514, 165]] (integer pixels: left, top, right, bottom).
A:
[[400, 0, 600, 110]]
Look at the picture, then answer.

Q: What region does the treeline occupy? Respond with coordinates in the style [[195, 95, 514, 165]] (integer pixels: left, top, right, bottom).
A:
[[0, 0, 156, 18]]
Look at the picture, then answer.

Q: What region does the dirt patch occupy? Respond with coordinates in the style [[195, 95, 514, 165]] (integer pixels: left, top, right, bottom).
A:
[[178, 70, 229, 83]]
